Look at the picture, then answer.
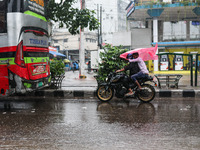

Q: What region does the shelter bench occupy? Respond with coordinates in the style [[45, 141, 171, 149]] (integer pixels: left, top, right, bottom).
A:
[[154, 74, 183, 89]]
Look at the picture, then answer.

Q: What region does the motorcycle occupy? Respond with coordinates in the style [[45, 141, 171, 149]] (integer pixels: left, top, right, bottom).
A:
[[96, 72, 156, 103]]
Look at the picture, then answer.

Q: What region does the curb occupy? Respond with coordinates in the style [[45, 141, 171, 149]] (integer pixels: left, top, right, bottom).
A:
[[12, 89, 200, 99], [158, 89, 197, 98]]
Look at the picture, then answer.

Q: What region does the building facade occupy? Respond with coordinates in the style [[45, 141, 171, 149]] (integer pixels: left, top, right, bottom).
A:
[[52, 31, 98, 61], [125, 0, 200, 72], [51, 0, 130, 62]]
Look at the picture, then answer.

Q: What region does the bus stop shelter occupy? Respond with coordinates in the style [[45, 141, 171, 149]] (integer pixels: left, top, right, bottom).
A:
[[157, 53, 197, 86]]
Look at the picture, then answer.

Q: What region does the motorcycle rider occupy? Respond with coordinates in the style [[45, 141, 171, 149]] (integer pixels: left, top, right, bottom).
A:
[[128, 52, 149, 92], [116, 53, 140, 96]]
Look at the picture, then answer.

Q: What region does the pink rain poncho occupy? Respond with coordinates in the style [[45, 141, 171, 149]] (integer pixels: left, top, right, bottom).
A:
[[120, 44, 158, 61]]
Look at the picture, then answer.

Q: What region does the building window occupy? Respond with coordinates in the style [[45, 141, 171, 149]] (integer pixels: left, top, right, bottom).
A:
[[54, 40, 58, 43], [86, 38, 96, 43], [63, 39, 68, 42], [106, 14, 109, 19]]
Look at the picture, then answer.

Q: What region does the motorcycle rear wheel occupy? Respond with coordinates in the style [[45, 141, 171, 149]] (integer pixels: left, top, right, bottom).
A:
[[137, 84, 155, 103], [96, 85, 114, 102]]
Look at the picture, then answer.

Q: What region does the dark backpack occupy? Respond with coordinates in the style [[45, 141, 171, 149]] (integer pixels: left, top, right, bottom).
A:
[[124, 62, 140, 76]]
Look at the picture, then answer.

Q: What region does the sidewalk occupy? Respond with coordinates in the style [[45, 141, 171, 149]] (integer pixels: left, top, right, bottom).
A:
[[30, 70, 200, 99], [61, 70, 98, 91]]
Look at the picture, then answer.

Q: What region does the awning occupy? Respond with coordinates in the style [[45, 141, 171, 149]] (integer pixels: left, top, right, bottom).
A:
[[152, 41, 200, 47], [49, 51, 66, 57]]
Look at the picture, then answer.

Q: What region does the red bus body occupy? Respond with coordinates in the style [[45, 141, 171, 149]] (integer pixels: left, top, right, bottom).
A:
[[0, 0, 51, 96]]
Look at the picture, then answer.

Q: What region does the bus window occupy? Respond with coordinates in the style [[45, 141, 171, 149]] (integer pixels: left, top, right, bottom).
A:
[[0, 0, 6, 33]]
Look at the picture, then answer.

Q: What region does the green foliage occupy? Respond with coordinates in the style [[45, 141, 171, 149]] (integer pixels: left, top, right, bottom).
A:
[[50, 58, 65, 78], [197, 0, 200, 5], [149, 1, 156, 8], [47, 0, 99, 35], [160, 2, 167, 7], [181, 0, 190, 6], [96, 44, 128, 82]]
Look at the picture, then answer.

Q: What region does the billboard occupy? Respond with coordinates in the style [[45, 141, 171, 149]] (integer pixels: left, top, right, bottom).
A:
[[24, 0, 45, 16], [126, 1, 135, 17]]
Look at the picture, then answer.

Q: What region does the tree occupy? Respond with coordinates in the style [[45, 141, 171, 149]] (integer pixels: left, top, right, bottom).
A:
[[47, 0, 99, 35], [50, 58, 65, 89], [50, 58, 65, 78], [96, 44, 128, 83]]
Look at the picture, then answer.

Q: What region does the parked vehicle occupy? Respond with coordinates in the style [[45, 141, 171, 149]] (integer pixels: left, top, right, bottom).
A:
[[90, 49, 103, 72], [96, 72, 156, 103], [0, 0, 50, 96]]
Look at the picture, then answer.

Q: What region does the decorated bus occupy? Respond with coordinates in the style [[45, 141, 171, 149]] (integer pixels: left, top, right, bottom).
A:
[[0, 0, 51, 96]]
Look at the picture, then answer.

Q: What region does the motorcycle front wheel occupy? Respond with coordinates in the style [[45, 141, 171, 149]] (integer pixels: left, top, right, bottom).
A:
[[137, 84, 155, 103], [96, 85, 114, 102]]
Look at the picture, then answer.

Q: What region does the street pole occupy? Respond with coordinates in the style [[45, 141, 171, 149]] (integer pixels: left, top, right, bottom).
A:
[[97, 4, 99, 48], [79, 0, 86, 78], [97, 4, 103, 49], [153, 18, 158, 72], [100, 5, 102, 49]]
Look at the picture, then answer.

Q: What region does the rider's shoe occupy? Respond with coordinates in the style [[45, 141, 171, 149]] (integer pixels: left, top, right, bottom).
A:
[[136, 88, 145, 92], [125, 92, 134, 97]]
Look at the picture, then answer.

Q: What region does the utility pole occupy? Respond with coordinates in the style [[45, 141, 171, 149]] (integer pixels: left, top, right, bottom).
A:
[[97, 4, 99, 48], [100, 5, 102, 49], [79, 0, 86, 78], [97, 4, 103, 49]]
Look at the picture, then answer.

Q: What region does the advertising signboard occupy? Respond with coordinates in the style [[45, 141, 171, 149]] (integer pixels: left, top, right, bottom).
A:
[[126, 1, 135, 17], [160, 54, 169, 71], [174, 55, 183, 70], [24, 0, 45, 16]]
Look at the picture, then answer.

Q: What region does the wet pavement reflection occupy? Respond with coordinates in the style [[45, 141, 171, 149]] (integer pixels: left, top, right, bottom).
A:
[[0, 98, 200, 149]]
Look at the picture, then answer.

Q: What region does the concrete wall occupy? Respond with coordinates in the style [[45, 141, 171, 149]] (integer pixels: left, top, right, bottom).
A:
[[131, 28, 152, 49], [112, 31, 131, 46], [112, 29, 152, 49]]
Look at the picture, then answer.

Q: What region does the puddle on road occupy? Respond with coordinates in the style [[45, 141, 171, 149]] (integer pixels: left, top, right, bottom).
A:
[[0, 99, 199, 149]]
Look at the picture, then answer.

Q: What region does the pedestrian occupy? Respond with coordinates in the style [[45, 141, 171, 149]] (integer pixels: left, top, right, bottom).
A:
[[88, 61, 91, 72], [73, 62, 76, 72]]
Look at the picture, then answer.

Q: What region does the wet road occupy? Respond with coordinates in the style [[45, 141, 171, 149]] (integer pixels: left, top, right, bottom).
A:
[[0, 98, 200, 150]]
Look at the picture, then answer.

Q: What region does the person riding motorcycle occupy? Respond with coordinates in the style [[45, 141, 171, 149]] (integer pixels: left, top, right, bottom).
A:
[[97, 51, 156, 102], [116, 53, 140, 96], [129, 52, 149, 91]]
